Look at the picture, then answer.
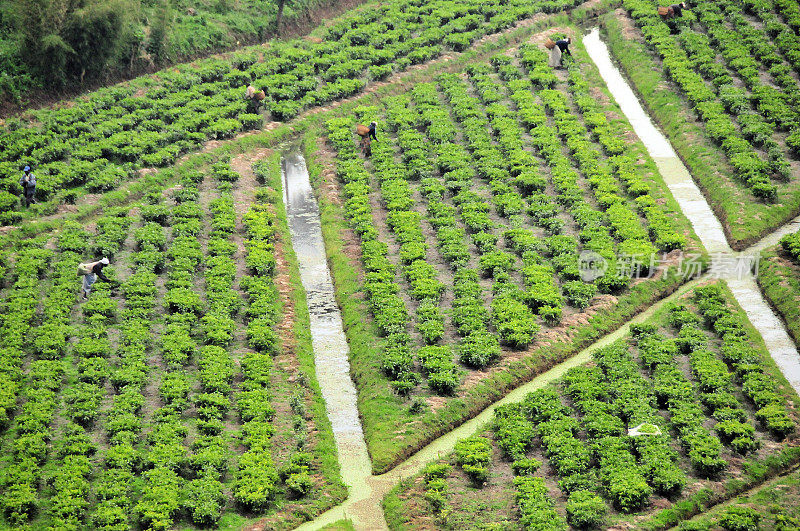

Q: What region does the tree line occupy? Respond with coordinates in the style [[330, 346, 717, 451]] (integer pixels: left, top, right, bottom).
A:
[[0, 0, 295, 102]]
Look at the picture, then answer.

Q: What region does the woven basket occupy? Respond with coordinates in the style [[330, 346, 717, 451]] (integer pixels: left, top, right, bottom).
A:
[[544, 37, 556, 50], [254, 91, 266, 101], [356, 124, 370, 137], [657, 6, 672, 16]]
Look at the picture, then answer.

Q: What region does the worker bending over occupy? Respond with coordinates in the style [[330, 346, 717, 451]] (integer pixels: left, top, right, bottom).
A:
[[79, 257, 113, 299]]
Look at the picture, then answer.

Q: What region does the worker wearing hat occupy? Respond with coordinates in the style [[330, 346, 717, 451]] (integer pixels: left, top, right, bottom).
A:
[[79, 257, 112, 299], [19, 165, 36, 207]]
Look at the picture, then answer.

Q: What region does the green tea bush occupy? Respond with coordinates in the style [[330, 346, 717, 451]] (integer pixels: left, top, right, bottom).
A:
[[566, 490, 607, 529], [718, 506, 761, 531], [454, 436, 492, 485]]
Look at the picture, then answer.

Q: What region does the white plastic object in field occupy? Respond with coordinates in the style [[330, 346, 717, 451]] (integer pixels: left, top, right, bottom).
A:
[[628, 423, 663, 437]]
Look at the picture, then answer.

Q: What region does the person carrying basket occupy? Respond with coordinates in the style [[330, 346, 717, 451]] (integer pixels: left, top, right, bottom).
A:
[[245, 84, 266, 114], [78, 257, 114, 299], [355, 121, 378, 156], [546, 37, 571, 68], [658, 2, 687, 18]]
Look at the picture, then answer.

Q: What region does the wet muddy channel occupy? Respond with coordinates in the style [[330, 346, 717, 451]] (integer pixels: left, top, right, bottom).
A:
[[584, 27, 800, 395], [282, 153, 382, 529]]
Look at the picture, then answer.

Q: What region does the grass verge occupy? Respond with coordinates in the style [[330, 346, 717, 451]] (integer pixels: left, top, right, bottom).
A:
[[671, 464, 800, 530], [383, 483, 413, 531], [320, 519, 357, 530]]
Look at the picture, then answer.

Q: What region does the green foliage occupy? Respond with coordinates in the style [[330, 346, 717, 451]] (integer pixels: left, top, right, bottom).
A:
[[417, 345, 459, 395], [458, 331, 500, 369], [718, 506, 761, 531], [454, 436, 492, 485], [515, 476, 569, 530], [15, 0, 128, 86], [135, 468, 183, 530], [511, 458, 541, 476], [184, 475, 225, 527], [780, 231, 800, 263], [422, 463, 451, 513], [491, 292, 539, 348], [233, 450, 279, 511], [562, 281, 597, 310], [566, 490, 607, 529]]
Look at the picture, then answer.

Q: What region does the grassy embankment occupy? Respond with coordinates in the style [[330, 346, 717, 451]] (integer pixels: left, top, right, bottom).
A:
[[675, 466, 800, 530], [0, 0, 341, 106], [757, 246, 800, 350]]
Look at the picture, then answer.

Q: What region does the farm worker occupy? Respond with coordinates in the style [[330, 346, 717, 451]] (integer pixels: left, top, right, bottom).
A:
[[19, 166, 36, 207], [555, 38, 572, 58], [357, 121, 378, 142], [660, 3, 687, 32], [245, 85, 266, 113], [355, 121, 378, 155], [78, 257, 112, 300], [548, 43, 562, 68], [669, 2, 687, 16]]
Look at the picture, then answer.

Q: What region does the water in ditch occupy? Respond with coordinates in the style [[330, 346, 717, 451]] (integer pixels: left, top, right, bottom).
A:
[[583, 27, 800, 394], [281, 153, 383, 530], [582, 28, 730, 255], [745, 213, 800, 254]]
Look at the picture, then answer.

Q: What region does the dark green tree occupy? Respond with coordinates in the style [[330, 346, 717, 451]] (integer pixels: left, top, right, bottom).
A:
[[64, 1, 128, 81], [14, 0, 137, 86], [16, 0, 72, 85], [146, 0, 171, 64], [275, 0, 287, 32]]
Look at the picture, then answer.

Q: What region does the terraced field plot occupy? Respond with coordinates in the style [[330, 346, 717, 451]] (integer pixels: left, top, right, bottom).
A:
[[384, 282, 799, 530], [604, 0, 800, 247], [0, 156, 345, 529], [0, 0, 585, 225], [1, 0, 800, 528], [317, 36, 708, 472]]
